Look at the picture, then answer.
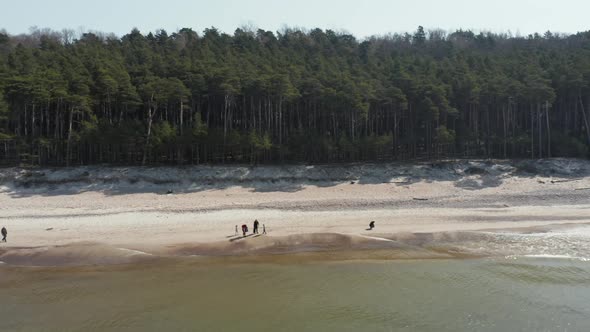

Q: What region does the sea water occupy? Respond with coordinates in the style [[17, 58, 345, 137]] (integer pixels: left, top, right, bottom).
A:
[[1, 257, 589, 331], [1, 227, 590, 331]]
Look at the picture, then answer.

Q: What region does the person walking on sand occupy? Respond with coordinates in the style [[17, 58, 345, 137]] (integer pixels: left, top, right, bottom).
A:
[[253, 219, 259, 234], [263, 224, 267, 234], [235, 225, 239, 236], [368, 221, 375, 230], [241, 224, 248, 237], [1, 227, 6, 242]]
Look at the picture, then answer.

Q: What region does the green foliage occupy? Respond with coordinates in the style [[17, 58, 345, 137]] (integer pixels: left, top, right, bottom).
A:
[[192, 113, 208, 138], [151, 122, 176, 147], [413, 26, 426, 45], [0, 94, 8, 123], [0, 26, 589, 165], [78, 120, 99, 143], [436, 125, 456, 145], [260, 133, 272, 151], [337, 135, 355, 156], [551, 131, 588, 157]]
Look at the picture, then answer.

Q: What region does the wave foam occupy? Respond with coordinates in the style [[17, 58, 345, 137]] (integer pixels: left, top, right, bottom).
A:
[[116, 248, 154, 256]]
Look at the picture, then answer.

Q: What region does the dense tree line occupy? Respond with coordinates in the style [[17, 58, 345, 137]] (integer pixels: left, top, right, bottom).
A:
[[0, 26, 589, 166]]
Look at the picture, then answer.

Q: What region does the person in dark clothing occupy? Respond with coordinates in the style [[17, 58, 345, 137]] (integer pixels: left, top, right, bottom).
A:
[[1, 227, 6, 242], [369, 221, 375, 230], [253, 220, 259, 234], [241, 224, 248, 237], [263, 224, 266, 234]]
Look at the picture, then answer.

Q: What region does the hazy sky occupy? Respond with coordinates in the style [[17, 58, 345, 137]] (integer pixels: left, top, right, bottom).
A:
[[2, 0, 589, 38]]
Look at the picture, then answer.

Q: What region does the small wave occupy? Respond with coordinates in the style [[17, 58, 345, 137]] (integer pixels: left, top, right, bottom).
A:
[[356, 234, 397, 242], [116, 248, 153, 256], [505, 254, 590, 262]]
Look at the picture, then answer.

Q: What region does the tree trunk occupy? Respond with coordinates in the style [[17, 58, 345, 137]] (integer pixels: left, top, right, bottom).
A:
[[24, 103, 28, 137], [502, 105, 507, 158], [538, 103, 542, 159], [545, 101, 551, 158], [32, 103, 36, 138], [66, 106, 74, 167], [55, 99, 60, 139], [223, 95, 229, 163], [578, 95, 590, 146], [530, 105, 534, 159], [142, 97, 156, 166], [179, 98, 184, 136]]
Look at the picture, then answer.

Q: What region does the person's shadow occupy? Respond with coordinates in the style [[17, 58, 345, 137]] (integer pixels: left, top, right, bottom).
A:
[[229, 234, 255, 242]]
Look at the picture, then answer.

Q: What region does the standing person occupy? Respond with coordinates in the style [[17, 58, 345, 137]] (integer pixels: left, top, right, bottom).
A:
[[235, 225, 238, 236], [1, 226, 6, 242], [262, 224, 267, 234], [253, 219, 259, 234]]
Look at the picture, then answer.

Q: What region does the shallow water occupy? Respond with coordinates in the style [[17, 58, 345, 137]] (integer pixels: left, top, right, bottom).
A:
[[1, 255, 590, 331]]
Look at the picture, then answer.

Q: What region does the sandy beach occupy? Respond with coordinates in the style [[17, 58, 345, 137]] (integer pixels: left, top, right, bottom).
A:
[[0, 159, 589, 264]]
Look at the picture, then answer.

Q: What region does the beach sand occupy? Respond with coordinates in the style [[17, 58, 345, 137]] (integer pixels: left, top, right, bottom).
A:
[[0, 160, 589, 264]]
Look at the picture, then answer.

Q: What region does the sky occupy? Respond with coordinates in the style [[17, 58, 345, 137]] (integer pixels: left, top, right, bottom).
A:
[[1, 0, 589, 38]]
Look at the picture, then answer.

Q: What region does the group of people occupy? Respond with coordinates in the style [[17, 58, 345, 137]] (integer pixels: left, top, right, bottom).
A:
[[236, 219, 266, 237], [0, 219, 374, 245], [0, 220, 374, 245], [233, 220, 374, 238]]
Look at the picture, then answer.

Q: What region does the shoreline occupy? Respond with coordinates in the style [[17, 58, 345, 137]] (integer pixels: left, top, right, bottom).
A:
[[1, 219, 589, 267], [1, 159, 590, 266]]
